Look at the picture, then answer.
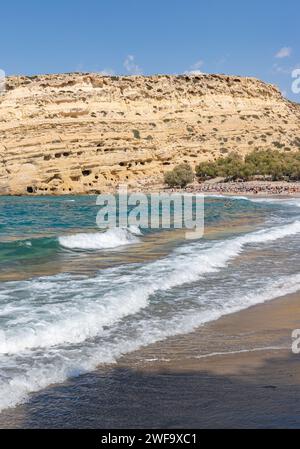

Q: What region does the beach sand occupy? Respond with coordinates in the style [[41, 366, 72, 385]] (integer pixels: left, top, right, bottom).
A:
[[1, 289, 300, 428]]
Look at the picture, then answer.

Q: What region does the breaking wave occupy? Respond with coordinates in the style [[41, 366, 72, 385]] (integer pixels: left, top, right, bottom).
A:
[[58, 226, 141, 250], [1, 219, 300, 410]]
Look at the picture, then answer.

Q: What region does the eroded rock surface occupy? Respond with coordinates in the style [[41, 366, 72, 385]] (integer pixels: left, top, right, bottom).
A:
[[0, 73, 299, 194]]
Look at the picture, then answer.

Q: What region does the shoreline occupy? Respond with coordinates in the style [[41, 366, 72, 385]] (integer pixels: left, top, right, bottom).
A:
[[2, 180, 300, 197], [1, 290, 300, 428]]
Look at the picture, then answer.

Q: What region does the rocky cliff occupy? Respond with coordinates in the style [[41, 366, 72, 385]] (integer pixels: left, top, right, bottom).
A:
[[0, 73, 299, 194]]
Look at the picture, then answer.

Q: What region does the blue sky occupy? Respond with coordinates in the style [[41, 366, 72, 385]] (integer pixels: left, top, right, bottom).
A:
[[1, 0, 299, 100]]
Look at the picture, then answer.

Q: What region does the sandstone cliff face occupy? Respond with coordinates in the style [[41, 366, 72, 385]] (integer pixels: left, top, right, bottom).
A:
[[0, 73, 299, 194]]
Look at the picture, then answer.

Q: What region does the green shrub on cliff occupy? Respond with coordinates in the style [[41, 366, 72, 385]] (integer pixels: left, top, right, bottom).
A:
[[196, 152, 244, 181], [195, 149, 300, 182], [164, 163, 194, 188], [215, 153, 244, 180], [194, 161, 218, 180], [244, 149, 300, 180]]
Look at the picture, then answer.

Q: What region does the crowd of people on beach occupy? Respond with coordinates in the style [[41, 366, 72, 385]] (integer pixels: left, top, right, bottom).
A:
[[200, 182, 300, 195], [170, 181, 300, 196]]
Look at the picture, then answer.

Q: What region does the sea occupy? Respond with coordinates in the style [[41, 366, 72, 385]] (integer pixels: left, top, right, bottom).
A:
[[0, 194, 300, 412]]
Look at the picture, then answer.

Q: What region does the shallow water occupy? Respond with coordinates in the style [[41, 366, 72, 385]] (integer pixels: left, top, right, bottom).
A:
[[1, 194, 300, 411]]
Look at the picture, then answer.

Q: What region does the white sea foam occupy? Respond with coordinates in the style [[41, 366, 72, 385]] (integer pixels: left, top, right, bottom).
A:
[[1, 219, 300, 410], [18, 240, 32, 247], [206, 193, 300, 208], [0, 221, 300, 354], [205, 194, 249, 201], [250, 197, 300, 208], [194, 346, 288, 359], [1, 220, 300, 355], [58, 227, 140, 250], [1, 270, 300, 411]]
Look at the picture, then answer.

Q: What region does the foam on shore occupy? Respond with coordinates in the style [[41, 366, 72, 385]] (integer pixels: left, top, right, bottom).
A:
[[1, 219, 300, 410]]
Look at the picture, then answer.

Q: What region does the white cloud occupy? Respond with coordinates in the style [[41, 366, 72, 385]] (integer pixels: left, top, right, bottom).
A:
[[191, 60, 204, 70], [272, 63, 291, 74], [98, 68, 115, 76], [275, 47, 292, 58], [184, 59, 205, 75], [184, 70, 204, 75], [123, 54, 143, 75], [272, 62, 300, 76]]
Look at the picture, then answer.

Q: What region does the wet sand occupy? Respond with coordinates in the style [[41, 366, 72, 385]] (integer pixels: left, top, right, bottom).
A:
[[1, 290, 300, 428]]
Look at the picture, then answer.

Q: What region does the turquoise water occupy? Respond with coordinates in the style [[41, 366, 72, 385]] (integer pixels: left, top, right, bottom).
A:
[[0, 194, 300, 410]]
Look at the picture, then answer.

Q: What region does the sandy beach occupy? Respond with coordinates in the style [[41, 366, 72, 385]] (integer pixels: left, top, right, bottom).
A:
[[1, 289, 300, 429]]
